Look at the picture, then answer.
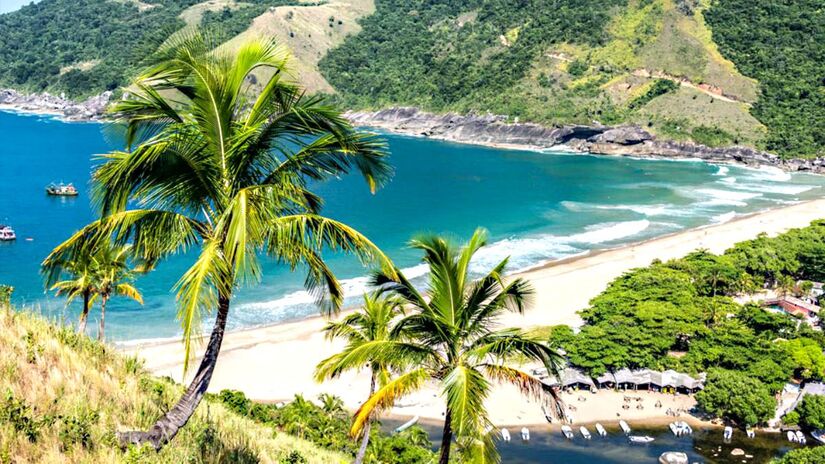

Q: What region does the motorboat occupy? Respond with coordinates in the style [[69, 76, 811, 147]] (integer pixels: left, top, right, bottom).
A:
[[580, 426, 592, 439], [46, 182, 78, 196], [595, 423, 607, 437], [501, 428, 511, 442], [811, 429, 825, 444], [629, 435, 655, 443], [669, 422, 680, 436], [520, 427, 530, 441], [619, 420, 631, 435], [659, 452, 689, 464], [561, 425, 574, 439], [0, 225, 16, 241], [723, 426, 733, 441], [795, 430, 806, 444], [746, 429, 755, 439], [676, 421, 692, 435], [787, 430, 797, 442]]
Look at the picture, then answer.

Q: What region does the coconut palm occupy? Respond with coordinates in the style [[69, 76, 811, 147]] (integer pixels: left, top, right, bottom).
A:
[[44, 30, 392, 450], [88, 244, 143, 341], [347, 228, 565, 463], [315, 292, 404, 464], [44, 245, 98, 334]]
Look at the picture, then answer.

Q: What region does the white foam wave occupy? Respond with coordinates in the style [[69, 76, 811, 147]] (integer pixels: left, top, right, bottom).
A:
[[714, 165, 730, 176], [688, 188, 762, 207], [731, 183, 818, 196], [562, 201, 692, 218], [564, 220, 651, 244], [742, 165, 792, 182], [719, 177, 737, 184], [711, 211, 737, 224]]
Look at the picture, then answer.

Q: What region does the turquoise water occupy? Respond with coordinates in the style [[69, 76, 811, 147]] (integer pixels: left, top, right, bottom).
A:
[[2, 110, 825, 341]]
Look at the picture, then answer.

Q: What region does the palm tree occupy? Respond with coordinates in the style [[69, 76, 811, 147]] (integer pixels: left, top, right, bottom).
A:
[[45, 30, 392, 450], [88, 244, 143, 341], [346, 229, 566, 463], [44, 246, 98, 334], [315, 292, 404, 464]]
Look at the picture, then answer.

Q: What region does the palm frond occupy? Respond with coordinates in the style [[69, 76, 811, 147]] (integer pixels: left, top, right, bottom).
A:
[[351, 368, 429, 438]]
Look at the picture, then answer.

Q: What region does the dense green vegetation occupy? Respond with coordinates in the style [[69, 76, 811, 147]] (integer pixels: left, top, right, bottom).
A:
[[0, 0, 293, 98], [546, 220, 825, 425], [695, 369, 776, 426], [321, 0, 623, 112], [705, 0, 825, 158], [772, 447, 825, 464], [793, 395, 825, 431], [214, 390, 435, 463]]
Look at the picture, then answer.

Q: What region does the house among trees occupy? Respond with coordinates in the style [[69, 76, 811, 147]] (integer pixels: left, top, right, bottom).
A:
[[764, 295, 821, 320], [532, 367, 705, 394]]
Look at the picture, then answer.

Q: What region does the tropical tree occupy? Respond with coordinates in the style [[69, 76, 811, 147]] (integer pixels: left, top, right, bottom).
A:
[[0, 285, 12, 310], [88, 243, 143, 341], [347, 229, 565, 463], [315, 292, 404, 464], [44, 244, 98, 334], [44, 30, 392, 450]]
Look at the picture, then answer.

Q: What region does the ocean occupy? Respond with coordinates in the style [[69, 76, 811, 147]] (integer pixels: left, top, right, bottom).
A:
[[2, 109, 824, 342]]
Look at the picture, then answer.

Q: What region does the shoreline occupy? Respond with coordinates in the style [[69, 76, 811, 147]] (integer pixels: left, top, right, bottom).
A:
[[122, 198, 825, 426]]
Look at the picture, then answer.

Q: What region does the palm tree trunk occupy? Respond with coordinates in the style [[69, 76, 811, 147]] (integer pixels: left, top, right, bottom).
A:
[[354, 370, 377, 464], [98, 296, 107, 341], [118, 295, 231, 450], [78, 290, 90, 334], [438, 407, 453, 464]]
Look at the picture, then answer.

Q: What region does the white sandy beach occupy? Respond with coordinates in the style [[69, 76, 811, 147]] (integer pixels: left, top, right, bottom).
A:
[[123, 199, 825, 427]]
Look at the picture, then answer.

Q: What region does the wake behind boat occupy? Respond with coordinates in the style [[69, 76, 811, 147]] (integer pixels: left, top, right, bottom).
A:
[[45, 182, 78, 196]]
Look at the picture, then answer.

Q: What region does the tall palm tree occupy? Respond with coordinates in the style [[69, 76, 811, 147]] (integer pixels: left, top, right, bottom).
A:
[[347, 229, 565, 463], [315, 292, 404, 464], [44, 246, 98, 334], [44, 30, 392, 450], [88, 244, 143, 341]]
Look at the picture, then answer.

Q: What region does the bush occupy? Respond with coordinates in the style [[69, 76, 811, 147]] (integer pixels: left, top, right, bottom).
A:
[[772, 446, 825, 464], [695, 369, 776, 426], [567, 59, 589, 77], [691, 125, 733, 147], [628, 79, 680, 109], [795, 395, 825, 430]]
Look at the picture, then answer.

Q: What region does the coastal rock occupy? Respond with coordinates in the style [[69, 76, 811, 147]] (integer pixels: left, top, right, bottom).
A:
[[345, 107, 825, 174], [0, 88, 111, 121]]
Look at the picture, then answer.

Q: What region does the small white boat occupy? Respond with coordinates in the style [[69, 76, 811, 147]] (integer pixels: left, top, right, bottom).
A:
[[723, 426, 733, 440], [746, 429, 755, 439], [0, 225, 16, 241], [501, 428, 511, 442], [46, 182, 78, 196], [787, 430, 797, 442], [520, 427, 530, 441], [629, 435, 655, 443], [394, 415, 419, 433], [595, 423, 607, 437], [795, 430, 806, 444], [811, 429, 825, 444], [580, 426, 592, 439], [619, 420, 631, 435], [561, 425, 574, 439], [677, 421, 692, 435], [659, 452, 689, 464]]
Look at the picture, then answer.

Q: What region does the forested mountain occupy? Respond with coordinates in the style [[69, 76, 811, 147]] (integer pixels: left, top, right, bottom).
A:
[[0, 0, 822, 158]]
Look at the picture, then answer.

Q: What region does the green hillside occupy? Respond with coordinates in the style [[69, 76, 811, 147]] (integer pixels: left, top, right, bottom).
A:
[[0, 308, 348, 463], [0, 0, 822, 158]]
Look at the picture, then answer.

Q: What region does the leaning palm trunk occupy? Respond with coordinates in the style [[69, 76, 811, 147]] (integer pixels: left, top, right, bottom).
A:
[[119, 296, 230, 449], [78, 290, 91, 334], [439, 407, 453, 464], [98, 296, 108, 341], [355, 371, 377, 464]]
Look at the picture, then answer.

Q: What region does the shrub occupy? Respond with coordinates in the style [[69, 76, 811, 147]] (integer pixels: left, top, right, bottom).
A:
[[795, 395, 825, 430]]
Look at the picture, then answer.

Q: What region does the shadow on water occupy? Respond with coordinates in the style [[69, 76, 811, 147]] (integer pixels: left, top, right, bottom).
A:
[[381, 419, 817, 463]]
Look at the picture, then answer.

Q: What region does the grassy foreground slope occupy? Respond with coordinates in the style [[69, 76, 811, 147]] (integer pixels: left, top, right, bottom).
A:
[[0, 309, 345, 463]]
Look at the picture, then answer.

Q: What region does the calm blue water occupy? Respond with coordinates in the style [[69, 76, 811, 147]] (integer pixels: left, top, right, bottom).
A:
[[2, 110, 825, 341]]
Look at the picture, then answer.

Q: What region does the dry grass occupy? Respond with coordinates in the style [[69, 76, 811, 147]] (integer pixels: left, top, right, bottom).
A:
[[0, 309, 346, 463], [222, 0, 375, 94], [180, 0, 250, 27]]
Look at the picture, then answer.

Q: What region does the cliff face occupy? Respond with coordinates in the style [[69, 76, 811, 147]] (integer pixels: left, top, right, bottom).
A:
[[346, 107, 825, 174], [0, 89, 110, 120]]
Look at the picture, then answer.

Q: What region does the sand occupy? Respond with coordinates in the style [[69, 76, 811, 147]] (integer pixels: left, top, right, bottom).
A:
[[123, 199, 825, 427]]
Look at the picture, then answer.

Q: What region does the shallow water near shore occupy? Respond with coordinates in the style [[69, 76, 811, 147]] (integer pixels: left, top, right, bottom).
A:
[[2, 110, 825, 341], [383, 419, 815, 463]]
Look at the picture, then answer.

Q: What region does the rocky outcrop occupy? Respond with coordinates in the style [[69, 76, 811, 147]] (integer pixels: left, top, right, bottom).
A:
[[0, 89, 111, 121], [346, 107, 825, 174]]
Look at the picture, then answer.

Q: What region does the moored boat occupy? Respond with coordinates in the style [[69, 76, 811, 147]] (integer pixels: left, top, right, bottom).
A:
[[723, 426, 733, 441], [628, 435, 655, 443], [561, 425, 574, 439], [811, 429, 825, 444], [45, 182, 78, 196], [619, 420, 631, 435], [520, 427, 530, 441], [595, 423, 607, 437], [580, 426, 591, 439], [787, 431, 797, 442], [501, 428, 511, 442], [795, 430, 806, 444], [0, 225, 16, 241]]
